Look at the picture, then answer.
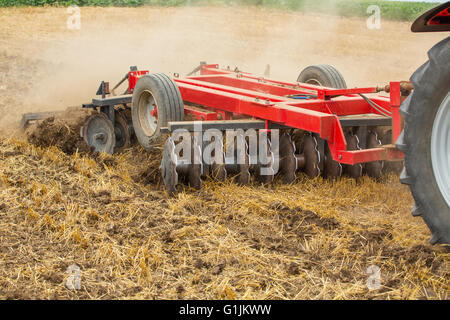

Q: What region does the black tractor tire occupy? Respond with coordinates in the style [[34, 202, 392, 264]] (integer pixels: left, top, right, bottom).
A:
[[131, 73, 184, 151], [297, 64, 347, 89], [396, 36, 450, 248]]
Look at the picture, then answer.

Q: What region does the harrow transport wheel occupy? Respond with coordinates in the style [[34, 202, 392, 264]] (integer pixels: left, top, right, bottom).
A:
[[297, 64, 347, 89], [132, 73, 184, 151], [113, 111, 131, 152], [397, 37, 450, 247], [82, 113, 115, 154]]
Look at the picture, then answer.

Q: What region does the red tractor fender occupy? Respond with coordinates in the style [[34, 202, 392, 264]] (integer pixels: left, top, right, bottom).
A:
[[411, 1, 450, 32]]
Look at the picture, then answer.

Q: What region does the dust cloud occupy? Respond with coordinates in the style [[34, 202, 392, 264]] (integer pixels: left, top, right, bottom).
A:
[[0, 6, 447, 132]]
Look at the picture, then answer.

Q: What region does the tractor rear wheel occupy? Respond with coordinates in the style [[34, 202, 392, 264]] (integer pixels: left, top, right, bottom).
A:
[[397, 36, 450, 248], [131, 73, 184, 151]]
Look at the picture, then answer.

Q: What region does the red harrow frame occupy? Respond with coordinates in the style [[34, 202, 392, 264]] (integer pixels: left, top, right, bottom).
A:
[[172, 63, 405, 166]]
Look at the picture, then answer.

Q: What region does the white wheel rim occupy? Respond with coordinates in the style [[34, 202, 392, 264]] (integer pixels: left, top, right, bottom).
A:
[[137, 90, 158, 136], [431, 91, 450, 208]]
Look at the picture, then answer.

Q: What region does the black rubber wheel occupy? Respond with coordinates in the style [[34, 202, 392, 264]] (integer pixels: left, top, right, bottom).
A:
[[113, 111, 131, 152], [396, 36, 450, 248], [297, 64, 347, 89], [82, 113, 115, 154], [131, 73, 184, 151]]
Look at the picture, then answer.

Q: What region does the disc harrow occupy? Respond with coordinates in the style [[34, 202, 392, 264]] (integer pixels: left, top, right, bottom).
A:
[[20, 62, 407, 195]]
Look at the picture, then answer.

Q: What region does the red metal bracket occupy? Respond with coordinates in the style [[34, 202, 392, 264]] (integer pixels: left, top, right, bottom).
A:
[[128, 70, 149, 93], [389, 81, 403, 144], [184, 105, 219, 121]]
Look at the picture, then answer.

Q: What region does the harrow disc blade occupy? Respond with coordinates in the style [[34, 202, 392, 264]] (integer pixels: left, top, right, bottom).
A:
[[202, 136, 226, 181], [82, 113, 115, 154], [160, 137, 179, 195], [343, 131, 362, 180], [279, 133, 297, 183], [364, 130, 383, 180], [236, 140, 251, 186], [225, 133, 250, 185], [113, 111, 131, 152], [302, 134, 321, 179], [201, 139, 211, 179], [324, 143, 342, 179], [254, 137, 275, 184], [188, 136, 203, 190]]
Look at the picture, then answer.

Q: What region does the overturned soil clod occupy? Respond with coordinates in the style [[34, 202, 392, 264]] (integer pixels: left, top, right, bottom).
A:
[[27, 116, 91, 155]]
